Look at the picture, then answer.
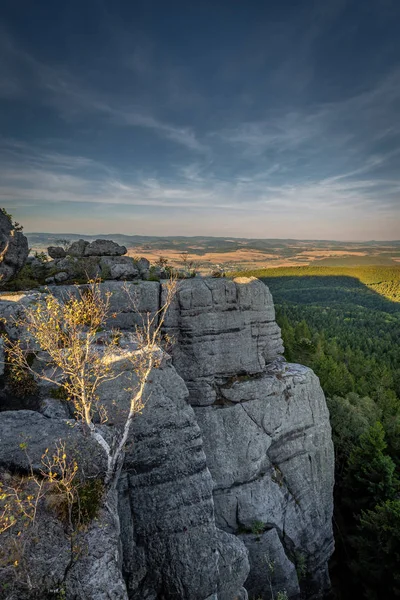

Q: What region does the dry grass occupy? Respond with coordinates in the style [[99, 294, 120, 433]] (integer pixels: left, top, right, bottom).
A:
[[126, 246, 385, 273]]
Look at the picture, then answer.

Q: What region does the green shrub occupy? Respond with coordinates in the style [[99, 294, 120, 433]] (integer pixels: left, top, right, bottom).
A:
[[251, 520, 266, 535], [2, 264, 41, 291], [73, 478, 104, 525], [6, 360, 38, 398], [100, 263, 111, 281]]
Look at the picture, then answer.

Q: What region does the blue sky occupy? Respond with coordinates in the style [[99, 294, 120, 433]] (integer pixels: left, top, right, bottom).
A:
[[1, 0, 400, 239]]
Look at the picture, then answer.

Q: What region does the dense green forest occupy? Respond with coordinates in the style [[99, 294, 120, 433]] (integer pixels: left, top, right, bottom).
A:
[[236, 265, 400, 302], [234, 267, 400, 599]]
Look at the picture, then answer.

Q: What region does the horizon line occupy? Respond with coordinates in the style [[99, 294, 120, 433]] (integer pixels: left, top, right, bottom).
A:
[[25, 232, 400, 244]]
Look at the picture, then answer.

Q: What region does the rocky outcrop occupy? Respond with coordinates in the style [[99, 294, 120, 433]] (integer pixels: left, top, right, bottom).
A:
[[0, 210, 29, 282], [158, 277, 334, 599], [0, 353, 249, 600], [42, 239, 150, 284], [195, 364, 334, 597], [163, 277, 284, 406], [0, 277, 334, 599]]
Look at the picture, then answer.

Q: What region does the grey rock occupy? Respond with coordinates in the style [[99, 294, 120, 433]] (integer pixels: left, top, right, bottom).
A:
[[239, 529, 300, 599], [162, 277, 284, 406], [85, 239, 127, 256], [195, 363, 334, 597], [48, 246, 66, 259], [0, 495, 73, 599], [104, 280, 159, 329], [67, 239, 89, 257], [100, 256, 139, 280], [112, 361, 248, 600], [117, 363, 219, 599], [45, 276, 56, 284], [0, 209, 29, 282], [54, 271, 69, 283], [0, 290, 41, 340], [54, 256, 75, 271], [135, 257, 150, 274], [0, 277, 334, 599], [216, 529, 250, 600], [66, 488, 128, 600], [39, 397, 71, 419], [0, 410, 107, 477]]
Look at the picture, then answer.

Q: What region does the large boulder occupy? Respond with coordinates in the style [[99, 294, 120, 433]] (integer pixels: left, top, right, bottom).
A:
[[67, 239, 89, 257], [0, 210, 29, 282], [0, 410, 107, 476], [47, 246, 66, 259], [85, 239, 127, 256]]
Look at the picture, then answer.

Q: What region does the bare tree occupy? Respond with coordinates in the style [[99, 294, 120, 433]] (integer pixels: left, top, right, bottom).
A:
[[5, 278, 177, 488], [54, 238, 72, 252]]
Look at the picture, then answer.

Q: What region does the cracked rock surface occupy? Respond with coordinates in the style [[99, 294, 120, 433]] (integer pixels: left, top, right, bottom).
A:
[[162, 278, 334, 599], [0, 277, 334, 599]]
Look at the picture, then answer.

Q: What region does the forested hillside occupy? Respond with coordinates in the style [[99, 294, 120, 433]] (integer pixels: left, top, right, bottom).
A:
[[235, 265, 400, 302], [233, 267, 400, 600]]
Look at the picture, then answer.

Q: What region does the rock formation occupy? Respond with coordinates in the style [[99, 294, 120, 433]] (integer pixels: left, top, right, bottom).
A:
[[0, 277, 334, 599], [0, 210, 29, 282], [42, 239, 147, 284]]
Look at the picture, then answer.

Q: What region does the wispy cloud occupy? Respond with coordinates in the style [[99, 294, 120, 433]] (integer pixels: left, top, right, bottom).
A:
[[0, 30, 207, 153], [1, 3, 400, 239], [1, 140, 398, 217]]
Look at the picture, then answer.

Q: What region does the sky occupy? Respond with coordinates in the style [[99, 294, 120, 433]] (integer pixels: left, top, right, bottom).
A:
[[1, 0, 400, 240]]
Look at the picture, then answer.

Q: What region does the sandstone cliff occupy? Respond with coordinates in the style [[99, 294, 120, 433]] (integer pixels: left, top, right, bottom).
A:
[[0, 277, 334, 599]]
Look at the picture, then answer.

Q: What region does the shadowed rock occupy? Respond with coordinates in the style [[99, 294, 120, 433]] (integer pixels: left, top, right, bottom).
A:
[[48, 246, 66, 259], [84, 239, 127, 256], [0, 210, 29, 282]]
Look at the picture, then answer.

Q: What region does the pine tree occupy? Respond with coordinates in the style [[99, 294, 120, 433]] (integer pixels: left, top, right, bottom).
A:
[[344, 422, 399, 513], [353, 500, 400, 599]]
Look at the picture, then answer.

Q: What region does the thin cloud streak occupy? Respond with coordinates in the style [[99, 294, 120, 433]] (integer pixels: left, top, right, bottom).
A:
[[1, 145, 399, 217]]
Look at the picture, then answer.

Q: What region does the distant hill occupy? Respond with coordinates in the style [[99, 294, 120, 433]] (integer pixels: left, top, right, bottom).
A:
[[26, 233, 400, 271]]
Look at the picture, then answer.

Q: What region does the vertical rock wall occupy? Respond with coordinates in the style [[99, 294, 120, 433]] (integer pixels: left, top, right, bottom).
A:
[[162, 277, 334, 598]]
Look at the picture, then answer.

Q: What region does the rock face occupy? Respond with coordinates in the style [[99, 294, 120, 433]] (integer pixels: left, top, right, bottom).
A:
[[0, 277, 334, 599], [195, 364, 334, 597], [100, 256, 139, 280], [48, 239, 127, 259], [0, 210, 29, 282], [160, 277, 334, 599], [163, 277, 284, 406], [115, 361, 249, 599]]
